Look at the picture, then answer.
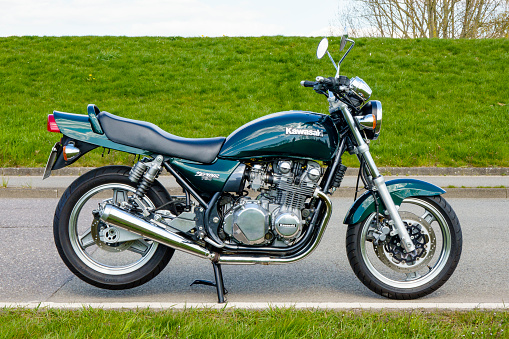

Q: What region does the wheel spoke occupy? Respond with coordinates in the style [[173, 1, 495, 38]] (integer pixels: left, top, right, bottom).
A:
[[421, 210, 435, 224], [405, 271, 421, 281], [79, 229, 95, 249], [67, 181, 163, 277], [353, 196, 459, 298], [113, 189, 128, 205], [127, 239, 151, 255]]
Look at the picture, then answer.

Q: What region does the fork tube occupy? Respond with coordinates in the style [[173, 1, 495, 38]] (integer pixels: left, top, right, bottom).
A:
[[338, 102, 415, 252]]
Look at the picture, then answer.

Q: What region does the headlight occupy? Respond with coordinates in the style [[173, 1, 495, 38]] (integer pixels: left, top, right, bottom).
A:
[[355, 100, 382, 140], [350, 76, 372, 106]]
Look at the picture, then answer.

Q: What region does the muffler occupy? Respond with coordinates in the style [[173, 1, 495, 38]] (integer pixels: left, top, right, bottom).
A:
[[100, 204, 216, 260]]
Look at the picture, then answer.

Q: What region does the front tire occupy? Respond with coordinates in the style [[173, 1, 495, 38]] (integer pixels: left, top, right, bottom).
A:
[[54, 166, 175, 290], [346, 195, 462, 299]]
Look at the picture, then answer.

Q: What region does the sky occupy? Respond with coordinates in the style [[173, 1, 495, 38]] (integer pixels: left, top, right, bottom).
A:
[[0, 0, 347, 37]]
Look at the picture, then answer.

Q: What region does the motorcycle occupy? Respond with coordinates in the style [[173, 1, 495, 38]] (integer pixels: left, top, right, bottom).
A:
[[43, 36, 462, 303]]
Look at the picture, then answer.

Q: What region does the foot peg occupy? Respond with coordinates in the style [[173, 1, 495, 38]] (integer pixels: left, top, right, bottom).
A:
[[190, 262, 227, 303]]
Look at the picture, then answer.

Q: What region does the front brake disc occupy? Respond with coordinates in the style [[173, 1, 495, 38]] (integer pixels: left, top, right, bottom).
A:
[[374, 211, 436, 273]]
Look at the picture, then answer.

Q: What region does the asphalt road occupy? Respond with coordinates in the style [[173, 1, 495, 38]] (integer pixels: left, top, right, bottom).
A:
[[1, 197, 508, 305]]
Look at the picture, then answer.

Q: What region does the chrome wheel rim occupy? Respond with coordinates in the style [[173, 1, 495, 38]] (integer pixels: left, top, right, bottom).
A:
[[69, 183, 159, 275], [360, 197, 451, 289]]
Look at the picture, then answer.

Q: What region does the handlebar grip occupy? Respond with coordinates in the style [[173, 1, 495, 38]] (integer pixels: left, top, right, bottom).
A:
[[300, 80, 316, 88]]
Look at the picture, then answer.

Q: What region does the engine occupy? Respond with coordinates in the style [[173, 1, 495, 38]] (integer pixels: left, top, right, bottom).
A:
[[221, 160, 322, 246]]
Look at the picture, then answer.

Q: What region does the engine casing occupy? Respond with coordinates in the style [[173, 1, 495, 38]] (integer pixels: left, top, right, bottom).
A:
[[222, 160, 322, 246]]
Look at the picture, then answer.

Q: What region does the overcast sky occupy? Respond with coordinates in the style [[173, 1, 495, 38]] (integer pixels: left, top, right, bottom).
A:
[[0, 0, 346, 37]]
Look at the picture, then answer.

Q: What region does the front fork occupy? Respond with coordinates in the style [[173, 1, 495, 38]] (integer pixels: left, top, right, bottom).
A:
[[337, 101, 416, 252]]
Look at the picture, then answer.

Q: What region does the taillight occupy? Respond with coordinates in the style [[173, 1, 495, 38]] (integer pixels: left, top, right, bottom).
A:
[[47, 114, 60, 133]]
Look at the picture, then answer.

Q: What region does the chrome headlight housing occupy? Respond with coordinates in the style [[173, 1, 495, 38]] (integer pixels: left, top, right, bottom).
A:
[[350, 76, 372, 107], [355, 100, 382, 140]]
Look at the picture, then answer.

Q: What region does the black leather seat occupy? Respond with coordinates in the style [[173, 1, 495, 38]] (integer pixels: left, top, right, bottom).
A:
[[97, 112, 225, 164]]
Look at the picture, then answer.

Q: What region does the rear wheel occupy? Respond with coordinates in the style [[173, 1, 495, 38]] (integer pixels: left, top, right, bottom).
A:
[[346, 195, 462, 299], [54, 166, 175, 290]]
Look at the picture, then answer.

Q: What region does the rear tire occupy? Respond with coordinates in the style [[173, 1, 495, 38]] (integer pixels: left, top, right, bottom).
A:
[[54, 166, 175, 290], [346, 195, 462, 299]]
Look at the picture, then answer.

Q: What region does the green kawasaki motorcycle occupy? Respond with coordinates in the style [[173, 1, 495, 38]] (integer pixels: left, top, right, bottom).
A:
[[44, 36, 462, 303]]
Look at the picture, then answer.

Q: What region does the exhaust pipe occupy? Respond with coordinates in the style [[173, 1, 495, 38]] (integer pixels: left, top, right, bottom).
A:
[[100, 204, 216, 260], [217, 190, 333, 265], [100, 190, 332, 265]]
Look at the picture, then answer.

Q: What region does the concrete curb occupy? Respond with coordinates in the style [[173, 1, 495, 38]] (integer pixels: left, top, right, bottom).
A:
[[2, 167, 509, 176], [0, 302, 507, 310], [0, 187, 186, 199], [0, 187, 507, 199], [1, 167, 508, 199]]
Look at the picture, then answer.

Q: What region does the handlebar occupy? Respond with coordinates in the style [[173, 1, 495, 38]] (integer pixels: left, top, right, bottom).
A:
[[300, 76, 338, 95], [300, 80, 316, 88], [300, 76, 350, 94]]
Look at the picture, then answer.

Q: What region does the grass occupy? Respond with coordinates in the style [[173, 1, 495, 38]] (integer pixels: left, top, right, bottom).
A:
[[20, 180, 32, 188], [0, 308, 507, 338], [0, 36, 508, 168]]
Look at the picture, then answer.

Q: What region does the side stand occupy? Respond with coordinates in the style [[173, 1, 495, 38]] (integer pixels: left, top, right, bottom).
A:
[[212, 262, 226, 303], [190, 262, 228, 303]]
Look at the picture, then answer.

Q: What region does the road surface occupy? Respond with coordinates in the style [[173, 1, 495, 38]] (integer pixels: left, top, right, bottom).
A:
[[0, 197, 507, 307]]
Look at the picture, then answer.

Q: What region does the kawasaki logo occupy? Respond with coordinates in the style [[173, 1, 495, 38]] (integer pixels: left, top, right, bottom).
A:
[[285, 127, 323, 137]]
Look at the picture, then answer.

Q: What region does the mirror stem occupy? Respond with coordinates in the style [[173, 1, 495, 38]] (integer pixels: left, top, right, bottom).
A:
[[327, 51, 338, 72], [337, 38, 355, 71]]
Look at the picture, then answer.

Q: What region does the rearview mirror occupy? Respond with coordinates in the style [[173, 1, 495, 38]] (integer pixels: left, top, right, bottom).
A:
[[339, 34, 348, 51], [316, 37, 329, 59]]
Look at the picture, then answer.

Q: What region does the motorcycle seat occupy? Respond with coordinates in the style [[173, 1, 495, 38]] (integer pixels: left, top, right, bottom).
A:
[[97, 111, 226, 164]]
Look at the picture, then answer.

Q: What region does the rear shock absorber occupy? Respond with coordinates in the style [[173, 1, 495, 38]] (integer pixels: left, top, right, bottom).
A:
[[128, 160, 148, 183], [131, 155, 164, 198]]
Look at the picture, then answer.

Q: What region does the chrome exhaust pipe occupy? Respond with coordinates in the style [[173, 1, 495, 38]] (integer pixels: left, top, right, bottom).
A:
[[217, 190, 333, 265], [100, 204, 216, 261], [99, 189, 332, 266]]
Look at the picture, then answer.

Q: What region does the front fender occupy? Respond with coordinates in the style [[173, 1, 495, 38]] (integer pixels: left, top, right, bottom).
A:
[[343, 178, 446, 225]]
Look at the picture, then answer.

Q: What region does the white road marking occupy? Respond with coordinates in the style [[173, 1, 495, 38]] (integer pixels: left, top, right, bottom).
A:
[[1, 302, 507, 310]]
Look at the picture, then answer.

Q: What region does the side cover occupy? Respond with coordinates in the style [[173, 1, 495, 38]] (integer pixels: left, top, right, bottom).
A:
[[344, 179, 446, 225], [168, 158, 243, 194]]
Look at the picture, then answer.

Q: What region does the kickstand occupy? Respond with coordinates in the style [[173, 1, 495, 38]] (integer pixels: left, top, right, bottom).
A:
[[190, 262, 228, 303]]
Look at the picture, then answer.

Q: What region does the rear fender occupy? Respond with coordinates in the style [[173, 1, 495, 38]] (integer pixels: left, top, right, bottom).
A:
[[53, 111, 152, 155], [51, 136, 98, 170], [343, 178, 446, 225]]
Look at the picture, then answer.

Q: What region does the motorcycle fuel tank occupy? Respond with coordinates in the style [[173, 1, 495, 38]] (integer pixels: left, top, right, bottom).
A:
[[218, 111, 340, 161]]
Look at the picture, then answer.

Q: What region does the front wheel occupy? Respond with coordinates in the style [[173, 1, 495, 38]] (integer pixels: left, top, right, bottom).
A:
[[54, 166, 175, 290], [346, 195, 462, 299]]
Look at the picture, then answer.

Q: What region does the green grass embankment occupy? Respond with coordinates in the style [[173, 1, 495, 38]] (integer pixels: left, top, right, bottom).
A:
[[0, 308, 507, 338], [0, 36, 507, 168]]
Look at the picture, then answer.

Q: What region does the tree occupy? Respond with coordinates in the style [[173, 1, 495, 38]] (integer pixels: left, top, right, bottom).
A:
[[334, 0, 509, 38]]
